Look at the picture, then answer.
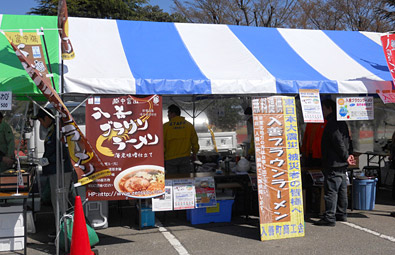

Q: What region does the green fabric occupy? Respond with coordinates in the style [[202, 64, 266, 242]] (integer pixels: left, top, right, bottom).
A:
[[0, 15, 60, 97], [59, 213, 99, 251]]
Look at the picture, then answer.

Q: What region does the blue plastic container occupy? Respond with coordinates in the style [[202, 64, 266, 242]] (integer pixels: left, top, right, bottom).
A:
[[187, 200, 234, 224], [353, 178, 377, 210], [140, 207, 155, 227]]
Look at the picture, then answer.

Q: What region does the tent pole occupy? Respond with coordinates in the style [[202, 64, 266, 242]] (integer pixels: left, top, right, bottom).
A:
[[55, 112, 61, 255], [40, 29, 56, 89], [192, 95, 196, 126], [40, 28, 66, 255], [59, 58, 69, 253]]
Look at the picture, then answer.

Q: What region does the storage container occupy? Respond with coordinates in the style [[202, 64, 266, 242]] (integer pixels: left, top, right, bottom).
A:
[[140, 207, 155, 228], [187, 199, 234, 225], [353, 178, 377, 210], [0, 208, 24, 252]]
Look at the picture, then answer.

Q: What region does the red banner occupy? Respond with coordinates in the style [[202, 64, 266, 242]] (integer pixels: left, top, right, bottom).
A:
[[85, 95, 164, 201], [1, 31, 111, 186], [381, 33, 395, 85], [58, 0, 75, 60]]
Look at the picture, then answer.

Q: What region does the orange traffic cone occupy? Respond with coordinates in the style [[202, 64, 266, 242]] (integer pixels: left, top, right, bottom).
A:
[[69, 196, 94, 255]]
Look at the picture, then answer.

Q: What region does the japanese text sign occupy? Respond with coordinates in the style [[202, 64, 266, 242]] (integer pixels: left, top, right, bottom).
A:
[[381, 33, 395, 85], [0, 91, 12, 110], [252, 96, 305, 241], [85, 95, 164, 200], [336, 97, 374, 121], [299, 89, 324, 123], [377, 91, 395, 104]]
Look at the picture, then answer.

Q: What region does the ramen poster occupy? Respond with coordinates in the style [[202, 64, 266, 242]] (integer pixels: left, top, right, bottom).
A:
[[85, 95, 165, 200]]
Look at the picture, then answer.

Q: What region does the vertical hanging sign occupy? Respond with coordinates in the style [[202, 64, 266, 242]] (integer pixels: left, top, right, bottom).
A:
[[1, 31, 111, 186], [252, 96, 304, 241], [381, 33, 395, 85], [85, 95, 164, 201]]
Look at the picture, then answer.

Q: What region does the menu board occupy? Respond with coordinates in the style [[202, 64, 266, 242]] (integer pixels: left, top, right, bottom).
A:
[[194, 177, 216, 208], [152, 180, 173, 211], [85, 95, 164, 200], [252, 96, 305, 241], [173, 179, 195, 210]]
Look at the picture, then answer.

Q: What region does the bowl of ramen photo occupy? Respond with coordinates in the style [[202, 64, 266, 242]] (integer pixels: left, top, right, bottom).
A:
[[114, 165, 165, 198]]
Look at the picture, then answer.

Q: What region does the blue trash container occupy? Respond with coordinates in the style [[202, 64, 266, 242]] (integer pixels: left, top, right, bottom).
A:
[[353, 178, 377, 210]]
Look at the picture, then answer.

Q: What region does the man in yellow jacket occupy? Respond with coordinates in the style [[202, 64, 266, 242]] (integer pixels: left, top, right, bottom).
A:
[[163, 104, 199, 174]]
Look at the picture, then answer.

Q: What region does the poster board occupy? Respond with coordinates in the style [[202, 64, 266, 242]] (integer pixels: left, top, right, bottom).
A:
[[252, 96, 305, 241], [152, 180, 173, 211], [299, 89, 324, 123], [85, 95, 164, 200], [194, 177, 216, 208], [173, 179, 195, 210], [336, 97, 374, 121]]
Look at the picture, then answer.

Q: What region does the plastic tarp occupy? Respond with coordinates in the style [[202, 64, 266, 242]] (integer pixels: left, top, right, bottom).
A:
[[0, 14, 392, 96]]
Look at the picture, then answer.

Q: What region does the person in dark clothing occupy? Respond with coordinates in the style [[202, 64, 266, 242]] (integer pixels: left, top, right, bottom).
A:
[[314, 99, 356, 227], [33, 108, 73, 242], [0, 112, 15, 171]]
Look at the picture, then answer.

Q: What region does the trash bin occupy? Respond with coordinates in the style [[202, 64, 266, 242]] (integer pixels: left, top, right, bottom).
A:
[[353, 178, 377, 210]]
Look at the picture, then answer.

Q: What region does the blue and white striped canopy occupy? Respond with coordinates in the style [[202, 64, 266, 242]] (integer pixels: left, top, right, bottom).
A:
[[1, 15, 393, 95]]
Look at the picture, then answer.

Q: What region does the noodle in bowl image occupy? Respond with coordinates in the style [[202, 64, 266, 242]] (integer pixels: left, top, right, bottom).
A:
[[114, 165, 165, 198]]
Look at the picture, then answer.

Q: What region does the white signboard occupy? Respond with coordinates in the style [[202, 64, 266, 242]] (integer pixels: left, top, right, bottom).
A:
[[336, 97, 374, 121], [152, 180, 173, 212], [299, 89, 324, 123], [0, 91, 12, 110], [172, 179, 195, 210]]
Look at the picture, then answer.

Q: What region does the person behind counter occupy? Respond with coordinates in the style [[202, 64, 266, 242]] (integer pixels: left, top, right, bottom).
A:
[[243, 107, 253, 157], [0, 112, 15, 172], [314, 99, 355, 227], [301, 121, 326, 167], [33, 108, 73, 243], [163, 104, 199, 174]]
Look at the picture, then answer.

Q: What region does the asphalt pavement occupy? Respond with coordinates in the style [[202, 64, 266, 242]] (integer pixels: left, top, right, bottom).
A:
[[3, 187, 395, 255]]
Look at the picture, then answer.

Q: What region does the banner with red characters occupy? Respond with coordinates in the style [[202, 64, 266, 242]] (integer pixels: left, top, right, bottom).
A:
[[381, 33, 395, 85]]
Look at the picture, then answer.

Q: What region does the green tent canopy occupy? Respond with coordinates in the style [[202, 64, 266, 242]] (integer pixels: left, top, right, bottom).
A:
[[0, 15, 60, 98]]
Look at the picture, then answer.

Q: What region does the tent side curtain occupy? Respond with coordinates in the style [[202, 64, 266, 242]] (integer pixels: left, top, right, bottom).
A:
[[1, 14, 392, 96], [0, 14, 60, 97]]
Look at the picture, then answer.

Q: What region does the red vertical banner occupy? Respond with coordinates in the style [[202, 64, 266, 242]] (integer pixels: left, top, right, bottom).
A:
[[381, 33, 395, 85], [252, 96, 304, 241], [85, 95, 164, 200]]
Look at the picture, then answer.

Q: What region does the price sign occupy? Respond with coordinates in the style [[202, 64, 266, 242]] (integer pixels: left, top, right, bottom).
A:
[[0, 92, 12, 110]]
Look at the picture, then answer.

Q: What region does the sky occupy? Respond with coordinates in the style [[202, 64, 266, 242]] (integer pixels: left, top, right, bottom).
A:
[[0, 0, 178, 15]]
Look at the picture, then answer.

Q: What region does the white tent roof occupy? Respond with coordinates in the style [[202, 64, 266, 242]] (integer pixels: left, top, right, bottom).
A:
[[1, 15, 392, 95]]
